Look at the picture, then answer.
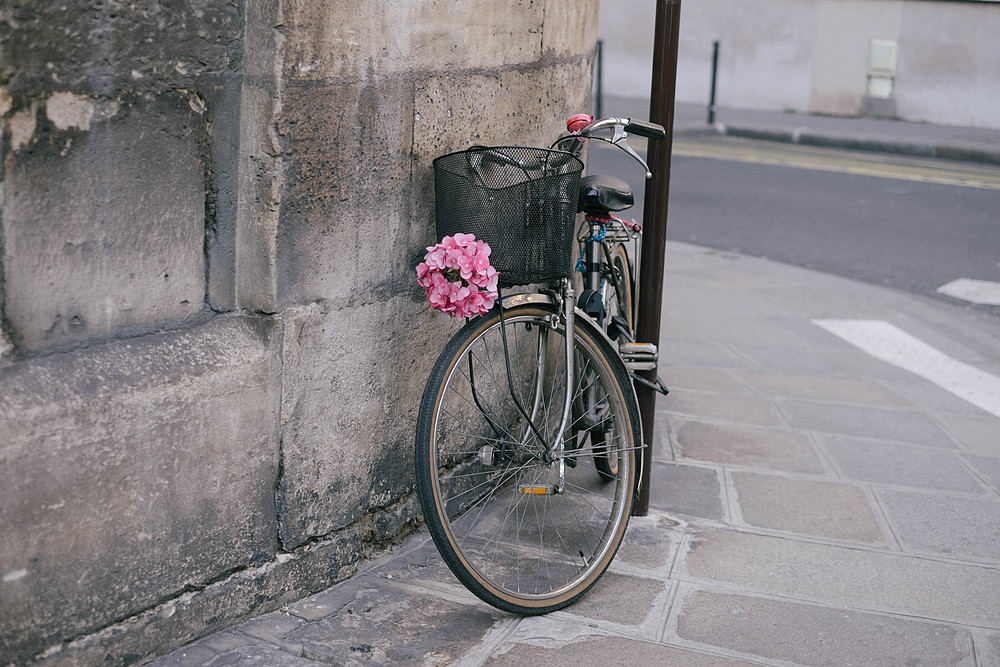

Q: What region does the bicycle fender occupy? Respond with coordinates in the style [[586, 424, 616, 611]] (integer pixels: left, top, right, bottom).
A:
[[500, 293, 620, 355]]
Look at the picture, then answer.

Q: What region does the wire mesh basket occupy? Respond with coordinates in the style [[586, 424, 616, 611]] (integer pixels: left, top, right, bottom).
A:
[[433, 146, 584, 287]]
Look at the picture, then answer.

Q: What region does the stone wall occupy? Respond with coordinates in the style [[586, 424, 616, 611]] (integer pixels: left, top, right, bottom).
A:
[[0, 2, 598, 663]]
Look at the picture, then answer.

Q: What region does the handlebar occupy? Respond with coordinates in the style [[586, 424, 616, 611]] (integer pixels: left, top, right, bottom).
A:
[[551, 114, 667, 178], [624, 119, 667, 141]]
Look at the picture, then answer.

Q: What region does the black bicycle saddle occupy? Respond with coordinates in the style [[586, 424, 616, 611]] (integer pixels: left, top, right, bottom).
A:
[[577, 174, 634, 213]]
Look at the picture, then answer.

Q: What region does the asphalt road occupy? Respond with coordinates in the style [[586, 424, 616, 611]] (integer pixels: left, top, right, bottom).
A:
[[588, 136, 1000, 318]]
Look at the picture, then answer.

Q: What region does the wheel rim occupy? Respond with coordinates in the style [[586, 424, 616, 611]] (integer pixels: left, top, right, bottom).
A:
[[608, 245, 633, 331], [426, 309, 635, 609], [592, 245, 633, 479]]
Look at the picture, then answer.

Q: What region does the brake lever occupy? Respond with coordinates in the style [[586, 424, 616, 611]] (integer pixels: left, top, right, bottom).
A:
[[610, 123, 653, 178]]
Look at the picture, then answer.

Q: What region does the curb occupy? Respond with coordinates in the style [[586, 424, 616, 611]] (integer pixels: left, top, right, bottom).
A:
[[673, 123, 1000, 166]]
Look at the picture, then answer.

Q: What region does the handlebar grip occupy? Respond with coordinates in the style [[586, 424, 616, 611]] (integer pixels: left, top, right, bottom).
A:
[[624, 119, 666, 140], [469, 146, 525, 169]]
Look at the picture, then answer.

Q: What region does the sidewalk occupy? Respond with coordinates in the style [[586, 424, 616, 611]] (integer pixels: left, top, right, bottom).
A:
[[149, 240, 1000, 666], [605, 94, 1000, 165]]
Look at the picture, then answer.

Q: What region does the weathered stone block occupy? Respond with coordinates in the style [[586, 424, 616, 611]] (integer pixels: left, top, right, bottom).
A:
[[2, 2, 242, 99], [276, 298, 440, 549], [30, 529, 367, 666], [3, 92, 206, 352], [413, 60, 594, 163], [273, 77, 418, 308], [541, 0, 600, 56], [0, 316, 281, 663], [282, 0, 545, 80], [270, 57, 592, 310]]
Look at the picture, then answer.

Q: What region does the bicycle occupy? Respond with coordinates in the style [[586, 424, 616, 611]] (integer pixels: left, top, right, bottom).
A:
[[414, 114, 667, 615]]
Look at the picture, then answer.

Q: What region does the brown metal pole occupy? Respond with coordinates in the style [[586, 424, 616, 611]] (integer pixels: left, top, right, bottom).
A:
[[632, 0, 681, 516]]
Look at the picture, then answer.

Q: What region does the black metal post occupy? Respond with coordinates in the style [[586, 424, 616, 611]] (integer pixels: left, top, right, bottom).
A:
[[595, 39, 604, 119], [708, 40, 719, 124], [632, 0, 681, 517]]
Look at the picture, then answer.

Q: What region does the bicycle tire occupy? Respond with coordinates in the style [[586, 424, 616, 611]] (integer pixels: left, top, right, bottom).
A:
[[608, 244, 634, 332], [415, 304, 639, 614], [593, 244, 634, 479]]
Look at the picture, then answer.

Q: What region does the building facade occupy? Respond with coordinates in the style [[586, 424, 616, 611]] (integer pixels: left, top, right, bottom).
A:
[[600, 0, 1000, 130]]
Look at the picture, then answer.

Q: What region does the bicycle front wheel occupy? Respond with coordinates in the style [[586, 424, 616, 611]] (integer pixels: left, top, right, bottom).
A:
[[415, 304, 638, 614]]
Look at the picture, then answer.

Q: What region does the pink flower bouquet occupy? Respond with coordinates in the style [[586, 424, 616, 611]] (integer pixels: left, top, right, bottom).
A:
[[416, 233, 499, 319]]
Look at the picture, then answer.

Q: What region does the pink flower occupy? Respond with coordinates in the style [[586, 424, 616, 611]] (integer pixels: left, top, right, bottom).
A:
[[424, 246, 448, 271], [416, 233, 499, 319], [456, 254, 474, 281], [452, 232, 476, 247], [472, 245, 492, 272]]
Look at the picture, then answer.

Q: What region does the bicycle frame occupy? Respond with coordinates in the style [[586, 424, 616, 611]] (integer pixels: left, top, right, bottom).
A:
[[581, 213, 641, 340], [487, 115, 666, 491]]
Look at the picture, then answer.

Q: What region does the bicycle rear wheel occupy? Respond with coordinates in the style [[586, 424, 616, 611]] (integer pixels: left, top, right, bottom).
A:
[[415, 304, 638, 614], [594, 243, 634, 479], [606, 243, 634, 333]]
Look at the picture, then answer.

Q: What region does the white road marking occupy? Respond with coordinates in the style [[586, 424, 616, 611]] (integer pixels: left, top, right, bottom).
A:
[[814, 319, 1000, 419], [936, 278, 1000, 306]]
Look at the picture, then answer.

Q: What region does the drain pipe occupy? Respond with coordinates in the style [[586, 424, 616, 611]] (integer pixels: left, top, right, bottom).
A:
[[632, 0, 682, 517]]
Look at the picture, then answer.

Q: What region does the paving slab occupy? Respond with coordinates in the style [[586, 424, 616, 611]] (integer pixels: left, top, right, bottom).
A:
[[658, 338, 754, 369], [653, 408, 678, 460], [878, 491, 1000, 561], [285, 580, 503, 665], [667, 390, 782, 427], [148, 632, 262, 667], [148, 644, 219, 667], [673, 588, 975, 666], [675, 420, 824, 474], [234, 613, 306, 645], [985, 632, 1000, 666], [779, 399, 954, 447], [556, 571, 668, 625], [663, 366, 749, 394], [727, 342, 842, 375], [887, 378, 1000, 421], [614, 512, 682, 571], [648, 462, 724, 521], [820, 434, 983, 492], [484, 628, 756, 666], [203, 646, 321, 667], [736, 371, 912, 407], [731, 471, 884, 543], [681, 528, 1000, 627], [936, 413, 1000, 456], [965, 454, 1000, 489], [192, 632, 262, 655]]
